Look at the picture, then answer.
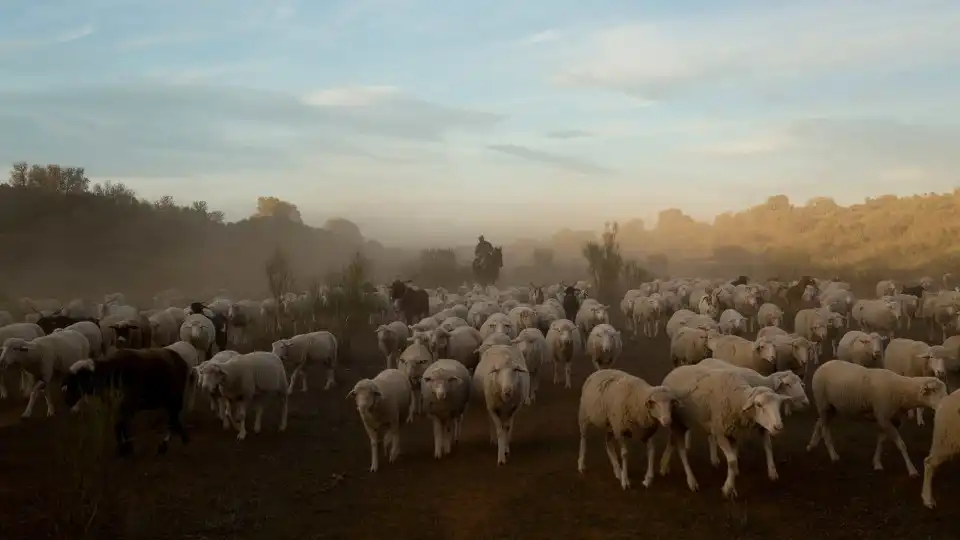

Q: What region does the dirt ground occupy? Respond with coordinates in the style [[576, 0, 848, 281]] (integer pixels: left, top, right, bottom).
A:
[[2, 319, 960, 540]]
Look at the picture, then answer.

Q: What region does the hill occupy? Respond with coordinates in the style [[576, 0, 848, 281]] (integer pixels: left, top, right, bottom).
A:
[[0, 163, 409, 303]]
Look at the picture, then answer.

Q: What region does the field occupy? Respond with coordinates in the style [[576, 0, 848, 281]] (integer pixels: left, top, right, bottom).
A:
[[2, 320, 960, 540]]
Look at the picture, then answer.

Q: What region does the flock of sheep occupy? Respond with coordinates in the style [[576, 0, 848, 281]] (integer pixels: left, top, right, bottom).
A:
[[4, 275, 960, 510]]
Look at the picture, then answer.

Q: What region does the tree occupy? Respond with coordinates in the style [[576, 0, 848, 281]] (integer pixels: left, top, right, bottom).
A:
[[417, 248, 468, 288], [8, 162, 27, 187], [581, 222, 624, 301], [265, 246, 294, 329], [255, 196, 303, 223], [323, 218, 363, 244]]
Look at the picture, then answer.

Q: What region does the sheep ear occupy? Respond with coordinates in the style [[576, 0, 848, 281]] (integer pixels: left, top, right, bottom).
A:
[[510, 337, 522, 344], [346, 390, 356, 399], [740, 396, 757, 412]]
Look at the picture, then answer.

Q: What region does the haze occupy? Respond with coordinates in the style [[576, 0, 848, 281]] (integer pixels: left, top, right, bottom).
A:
[[2, 0, 959, 247]]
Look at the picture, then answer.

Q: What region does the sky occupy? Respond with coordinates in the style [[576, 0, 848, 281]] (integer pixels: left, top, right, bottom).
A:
[[1, 0, 959, 247]]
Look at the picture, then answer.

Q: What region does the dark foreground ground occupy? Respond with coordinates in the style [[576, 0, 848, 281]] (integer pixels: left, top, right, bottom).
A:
[[2, 323, 960, 540]]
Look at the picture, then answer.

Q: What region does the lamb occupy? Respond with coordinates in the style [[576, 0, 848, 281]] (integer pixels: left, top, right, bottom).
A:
[[226, 300, 262, 347], [763, 333, 812, 376], [718, 309, 747, 335], [197, 351, 289, 441], [0, 322, 44, 400], [196, 350, 241, 427], [546, 319, 583, 389], [507, 306, 538, 331], [669, 327, 711, 367], [439, 316, 468, 332], [577, 369, 675, 489], [793, 308, 831, 363], [108, 312, 154, 350], [921, 388, 960, 508], [695, 358, 808, 480], [148, 309, 180, 348], [431, 326, 483, 372], [179, 313, 217, 362], [375, 321, 410, 369], [807, 360, 947, 476], [665, 309, 718, 340], [853, 299, 901, 339], [707, 334, 777, 375], [479, 312, 516, 340], [575, 301, 610, 342], [397, 342, 435, 420], [164, 340, 201, 409], [882, 338, 948, 426], [836, 330, 884, 367], [348, 368, 413, 472], [631, 296, 662, 338], [61, 348, 190, 456], [473, 344, 530, 465], [271, 330, 339, 392], [420, 359, 471, 459], [58, 321, 104, 359], [659, 366, 786, 498], [1, 329, 90, 417], [756, 303, 784, 328], [585, 323, 622, 371], [511, 327, 548, 403]]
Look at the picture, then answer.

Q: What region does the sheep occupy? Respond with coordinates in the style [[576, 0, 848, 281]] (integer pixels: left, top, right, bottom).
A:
[[807, 360, 947, 476], [0, 322, 44, 399], [575, 301, 610, 342], [507, 306, 538, 331], [1, 330, 90, 417], [348, 368, 413, 472], [375, 321, 409, 369], [511, 327, 548, 404], [577, 369, 675, 489], [420, 359, 471, 459], [397, 342, 435, 420], [479, 312, 516, 340], [149, 309, 180, 348], [882, 338, 948, 426], [585, 323, 622, 372], [793, 308, 831, 363], [707, 334, 778, 375], [718, 309, 747, 335], [695, 358, 808, 479], [0, 311, 13, 327], [921, 388, 960, 508], [165, 340, 201, 409], [836, 330, 884, 367], [179, 313, 217, 362], [756, 303, 784, 328], [271, 330, 339, 392], [196, 350, 241, 428], [226, 300, 262, 347], [665, 309, 718, 340], [669, 327, 711, 367], [659, 366, 787, 498], [197, 351, 289, 441], [439, 316, 468, 332], [473, 344, 530, 465], [763, 333, 812, 377], [58, 321, 104, 359], [431, 326, 483, 372], [546, 319, 583, 389], [631, 296, 662, 338], [61, 348, 190, 456], [853, 299, 901, 339]]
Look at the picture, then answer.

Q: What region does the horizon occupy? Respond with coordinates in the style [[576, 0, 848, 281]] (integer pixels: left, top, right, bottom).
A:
[[2, 0, 959, 246]]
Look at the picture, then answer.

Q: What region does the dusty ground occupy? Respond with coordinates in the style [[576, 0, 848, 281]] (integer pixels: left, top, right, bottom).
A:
[[2, 319, 960, 540]]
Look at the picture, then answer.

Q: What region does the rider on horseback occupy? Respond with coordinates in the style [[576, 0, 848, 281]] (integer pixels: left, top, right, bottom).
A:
[[474, 235, 493, 265]]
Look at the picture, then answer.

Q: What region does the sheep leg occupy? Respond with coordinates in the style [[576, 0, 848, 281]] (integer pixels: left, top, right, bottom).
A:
[[442, 421, 453, 455], [387, 424, 401, 463], [114, 416, 134, 457], [763, 432, 778, 481], [714, 435, 740, 499], [915, 407, 925, 427], [21, 380, 46, 418], [366, 427, 380, 472], [707, 434, 720, 467], [160, 399, 189, 454], [602, 431, 622, 480], [922, 451, 949, 509], [287, 365, 304, 395], [553, 361, 560, 385], [878, 421, 918, 476], [234, 400, 248, 441], [577, 428, 588, 474], [252, 401, 265, 434], [492, 414, 509, 465], [617, 433, 631, 489], [659, 434, 675, 475], [0, 376, 8, 399], [564, 362, 573, 389], [406, 394, 416, 424], [819, 419, 841, 462], [42, 383, 55, 417], [278, 393, 288, 432], [431, 416, 444, 459], [675, 431, 699, 491], [642, 438, 656, 487]]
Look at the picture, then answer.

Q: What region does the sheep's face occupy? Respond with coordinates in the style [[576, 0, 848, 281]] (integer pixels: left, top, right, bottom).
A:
[[755, 339, 777, 363], [597, 328, 619, 353], [0, 339, 33, 367], [271, 340, 290, 359], [744, 388, 784, 435], [348, 382, 381, 411], [198, 365, 227, 394], [812, 322, 828, 340], [867, 334, 884, 357], [922, 353, 947, 378], [422, 372, 461, 401], [646, 388, 674, 427], [772, 372, 808, 409], [398, 349, 433, 383], [917, 378, 947, 409], [791, 339, 811, 366], [519, 309, 536, 329], [431, 331, 450, 355], [492, 364, 527, 401], [409, 331, 431, 347]]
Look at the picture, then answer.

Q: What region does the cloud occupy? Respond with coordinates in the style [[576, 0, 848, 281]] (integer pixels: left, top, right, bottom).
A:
[[554, 1, 960, 99], [55, 24, 95, 43], [521, 29, 560, 45], [486, 144, 614, 175], [0, 24, 95, 54], [303, 86, 401, 107], [695, 133, 792, 157], [0, 84, 503, 177], [545, 129, 591, 140]]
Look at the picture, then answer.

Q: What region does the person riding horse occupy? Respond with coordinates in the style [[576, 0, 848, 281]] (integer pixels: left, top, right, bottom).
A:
[[474, 235, 493, 267]]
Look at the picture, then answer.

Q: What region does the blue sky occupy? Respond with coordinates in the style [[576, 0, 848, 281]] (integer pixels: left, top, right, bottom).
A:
[[1, 0, 959, 246]]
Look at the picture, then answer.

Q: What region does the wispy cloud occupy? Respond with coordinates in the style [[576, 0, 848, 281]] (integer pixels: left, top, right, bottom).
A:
[[521, 29, 559, 45], [56, 24, 95, 43], [545, 129, 591, 140], [486, 143, 613, 175], [0, 23, 95, 54], [695, 132, 791, 157]]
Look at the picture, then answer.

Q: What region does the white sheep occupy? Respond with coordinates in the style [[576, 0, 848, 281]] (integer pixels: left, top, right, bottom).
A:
[[882, 338, 948, 426], [196, 350, 241, 427], [695, 358, 808, 480], [420, 359, 471, 459], [764, 333, 812, 376], [577, 369, 675, 489], [0, 311, 14, 327], [348, 368, 412, 472], [792, 308, 831, 363], [430, 325, 483, 372], [58, 321, 103, 359], [756, 303, 784, 328], [226, 300, 262, 347], [807, 360, 947, 476], [585, 323, 622, 372], [659, 366, 786, 498], [575, 301, 610, 342], [631, 296, 663, 338], [479, 312, 516, 340], [439, 316, 468, 332], [0, 330, 90, 418], [669, 327, 711, 367], [546, 319, 583, 389], [397, 342, 435, 420], [921, 388, 960, 508], [665, 309, 718, 340], [507, 306, 538, 331], [179, 313, 217, 362], [0, 322, 44, 399], [707, 334, 777, 375], [473, 344, 530, 465], [836, 330, 884, 367], [146, 309, 179, 348], [853, 299, 901, 339], [511, 327, 548, 404], [718, 309, 747, 335], [272, 330, 338, 392], [165, 340, 201, 409], [375, 321, 409, 369], [197, 351, 289, 441]]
